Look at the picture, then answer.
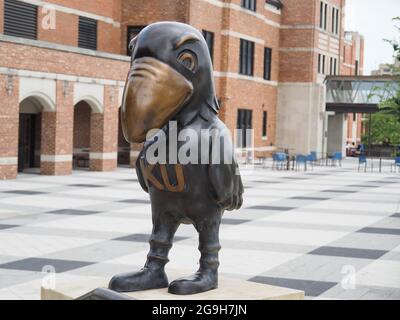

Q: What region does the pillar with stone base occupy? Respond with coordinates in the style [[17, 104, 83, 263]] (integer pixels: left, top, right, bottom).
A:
[[89, 86, 119, 172], [0, 74, 19, 180], [40, 81, 74, 176]]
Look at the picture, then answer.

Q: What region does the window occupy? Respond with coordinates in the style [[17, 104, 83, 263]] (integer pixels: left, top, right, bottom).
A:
[[335, 8, 340, 34], [4, 0, 37, 40], [202, 30, 215, 62], [319, 2, 324, 28], [333, 58, 337, 76], [264, 47, 272, 80], [127, 26, 146, 55], [239, 39, 254, 76], [319, 2, 328, 31], [331, 8, 340, 35], [355, 60, 359, 76], [353, 113, 357, 122], [78, 16, 97, 50], [318, 54, 326, 74], [237, 109, 253, 148], [262, 111, 268, 138], [329, 57, 337, 75], [318, 54, 322, 74], [241, 0, 256, 12]]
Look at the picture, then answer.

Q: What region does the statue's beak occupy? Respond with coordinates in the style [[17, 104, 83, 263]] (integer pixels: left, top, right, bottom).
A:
[[121, 57, 194, 143]]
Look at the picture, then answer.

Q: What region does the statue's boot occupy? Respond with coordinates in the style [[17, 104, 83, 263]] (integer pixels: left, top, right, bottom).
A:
[[168, 223, 221, 295], [109, 239, 171, 292]]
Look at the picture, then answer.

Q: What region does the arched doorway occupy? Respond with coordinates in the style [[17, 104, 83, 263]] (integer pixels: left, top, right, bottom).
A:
[[18, 98, 43, 173], [73, 101, 92, 169], [118, 108, 130, 166]]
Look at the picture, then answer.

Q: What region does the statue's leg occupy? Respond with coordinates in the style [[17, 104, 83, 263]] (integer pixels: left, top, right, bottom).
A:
[[168, 215, 221, 295], [109, 211, 179, 293]]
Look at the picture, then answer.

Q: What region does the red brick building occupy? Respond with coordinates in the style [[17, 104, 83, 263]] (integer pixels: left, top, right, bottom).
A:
[[0, 0, 363, 180]]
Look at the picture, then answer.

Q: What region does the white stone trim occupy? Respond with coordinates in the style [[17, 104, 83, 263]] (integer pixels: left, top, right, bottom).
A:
[[343, 63, 356, 69], [201, 0, 280, 28], [41, 154, 72, 162], [279, 47, 317, 52], [19, 78, 57, 112], [74, 83, 104, 113], [214, 71, 278, 86], [19, 0, 120, 27], [281, 24, 340, 40], [90, 152, 118, 160], [221, 30, 265, 45], [0, 35, 130, 62], [0, 67, 126, 88], [0, 157, 18, 165]]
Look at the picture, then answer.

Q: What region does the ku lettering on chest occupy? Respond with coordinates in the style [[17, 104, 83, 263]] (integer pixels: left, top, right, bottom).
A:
[[140, 160, 186, 193]]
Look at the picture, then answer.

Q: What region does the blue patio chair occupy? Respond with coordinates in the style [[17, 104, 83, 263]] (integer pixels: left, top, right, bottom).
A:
[[307, 151, 317, 169], [330, 152, 342, 167], [272, 152, 287, 170], [296, 154, 308, 171], [391, 157, 400, 173], [358, 155, 373, 172]]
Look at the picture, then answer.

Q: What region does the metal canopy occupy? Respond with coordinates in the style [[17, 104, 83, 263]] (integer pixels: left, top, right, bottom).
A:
[[325, 75, 398, 113]]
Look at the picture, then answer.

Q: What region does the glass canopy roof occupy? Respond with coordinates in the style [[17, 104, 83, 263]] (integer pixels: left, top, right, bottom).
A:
[[325, 76, 398, 105]]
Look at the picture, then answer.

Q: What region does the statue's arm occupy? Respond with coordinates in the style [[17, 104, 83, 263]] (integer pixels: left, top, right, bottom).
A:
[[208, 133, 244, 211]]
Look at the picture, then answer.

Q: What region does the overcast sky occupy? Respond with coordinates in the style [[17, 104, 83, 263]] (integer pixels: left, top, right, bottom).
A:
[[345, 0, 400, 74]]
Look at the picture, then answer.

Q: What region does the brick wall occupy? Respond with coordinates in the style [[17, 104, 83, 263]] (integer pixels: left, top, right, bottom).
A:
[[0, 0, 4, 34]]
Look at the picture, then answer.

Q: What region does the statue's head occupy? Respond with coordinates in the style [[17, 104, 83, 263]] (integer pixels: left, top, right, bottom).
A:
[[121, 22, 219, 143]]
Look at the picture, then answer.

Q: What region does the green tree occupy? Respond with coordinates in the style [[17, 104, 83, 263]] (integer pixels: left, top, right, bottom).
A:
[[362, 113, 400, 145]]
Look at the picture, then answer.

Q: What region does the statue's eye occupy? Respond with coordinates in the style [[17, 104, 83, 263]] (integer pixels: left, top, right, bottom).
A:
[[178, 51, 197, 72]]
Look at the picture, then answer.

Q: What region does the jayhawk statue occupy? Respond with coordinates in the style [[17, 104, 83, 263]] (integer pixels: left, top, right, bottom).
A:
[[109, 22, 244, 295]]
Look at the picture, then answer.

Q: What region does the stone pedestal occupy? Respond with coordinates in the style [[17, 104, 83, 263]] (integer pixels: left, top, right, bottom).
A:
[[41, 273, 304, 300]]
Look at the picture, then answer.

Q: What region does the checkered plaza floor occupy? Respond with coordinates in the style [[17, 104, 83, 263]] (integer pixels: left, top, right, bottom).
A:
[[0, 158, 399, 300]]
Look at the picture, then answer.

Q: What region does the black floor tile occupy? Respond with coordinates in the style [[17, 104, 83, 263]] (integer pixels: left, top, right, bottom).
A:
[[113, 233, 189, 243], [357, 227, 400, 236], [68, 184, 106, 188], [322, 190, 357, 193], [0, 257, 93, 273], [47, 209, 101, 216], [247, 205, 296, 211], [3, 190, 47, 195], [291, 196, 331, 201], [0, 224, 19, 230], [118, 199, 151, 204], [309, 246, 387, 260], [221, 218, 251, 225], [249, 276, 336, 297]]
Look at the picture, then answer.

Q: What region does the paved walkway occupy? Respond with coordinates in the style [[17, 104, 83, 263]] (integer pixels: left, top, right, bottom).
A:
[[0, 158, 399, 300]]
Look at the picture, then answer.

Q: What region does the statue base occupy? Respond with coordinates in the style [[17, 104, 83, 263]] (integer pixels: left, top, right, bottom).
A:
[[41, 271, 304, 300]]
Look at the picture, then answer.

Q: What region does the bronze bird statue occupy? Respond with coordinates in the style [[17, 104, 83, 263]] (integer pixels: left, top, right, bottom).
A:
[[109, 21, 244, 295]]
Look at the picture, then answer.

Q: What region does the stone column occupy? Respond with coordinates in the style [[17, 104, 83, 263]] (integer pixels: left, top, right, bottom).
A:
[[0, 74, 19, 180], [89, 85, 118, 171], [40, 80, 74, 176]]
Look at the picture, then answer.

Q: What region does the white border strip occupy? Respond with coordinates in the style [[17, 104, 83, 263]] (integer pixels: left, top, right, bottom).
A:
[[20, 0, 120, 27], [41, 154, 72, 162], [221, 30, 264, 45], [90, 152, 118, 160], [214, 71, 278, 86], [0, 67, 126, 87], [0, 157, 18, 165], [201, 0, 280, 28]]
